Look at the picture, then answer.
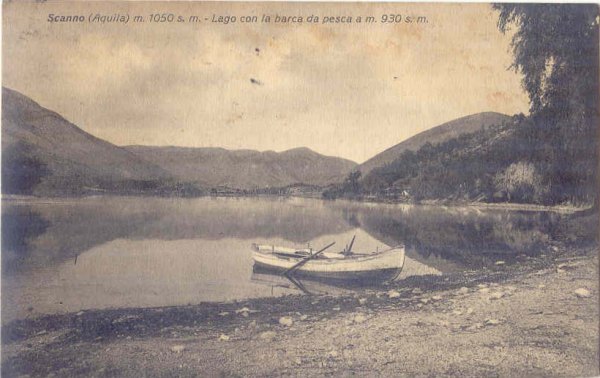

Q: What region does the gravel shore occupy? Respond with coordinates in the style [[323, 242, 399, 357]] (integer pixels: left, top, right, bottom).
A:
[[2, 245, 598, 377]]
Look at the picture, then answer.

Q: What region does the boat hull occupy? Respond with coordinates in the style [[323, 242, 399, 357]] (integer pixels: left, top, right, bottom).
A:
[[251, 246, 405, 282]]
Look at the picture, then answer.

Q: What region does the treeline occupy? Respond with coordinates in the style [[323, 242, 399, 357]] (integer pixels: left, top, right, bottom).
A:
[[323, 114, 596, 206]]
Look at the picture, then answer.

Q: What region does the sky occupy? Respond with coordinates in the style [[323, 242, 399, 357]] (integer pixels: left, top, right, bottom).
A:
[[3, 1, 530, 163]]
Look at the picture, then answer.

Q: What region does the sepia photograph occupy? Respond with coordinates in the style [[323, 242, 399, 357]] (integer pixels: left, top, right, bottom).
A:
[[1, 1, 598, 376]]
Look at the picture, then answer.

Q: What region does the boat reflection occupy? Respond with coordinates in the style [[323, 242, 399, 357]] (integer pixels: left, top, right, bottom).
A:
[[251, 264, 399, 295]]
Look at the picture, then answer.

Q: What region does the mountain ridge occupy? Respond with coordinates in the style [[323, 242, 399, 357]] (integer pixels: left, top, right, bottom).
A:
[[357, 112, 512, 176], [124, 145, 357, 190], [2, 87, 357, 194], [2, 87, 172, 195]]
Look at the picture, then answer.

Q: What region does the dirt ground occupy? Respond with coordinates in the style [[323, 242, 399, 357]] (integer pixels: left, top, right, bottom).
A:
[[2, 245, 598, 377]]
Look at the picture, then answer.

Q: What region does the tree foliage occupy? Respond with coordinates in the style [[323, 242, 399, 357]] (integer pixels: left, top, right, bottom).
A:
[[494, 4, 599, 204], [2, 142, 50, 195], [494, 161, 546, 203], [495, 4, 598, 116]]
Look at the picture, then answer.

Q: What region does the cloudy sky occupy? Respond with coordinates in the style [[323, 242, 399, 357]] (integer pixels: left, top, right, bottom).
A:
[[3, 1, 529, 163]]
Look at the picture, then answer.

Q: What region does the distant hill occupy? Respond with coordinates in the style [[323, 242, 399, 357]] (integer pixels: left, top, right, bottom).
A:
[[125, 145, 357, 190], [324, 114, 557, 204], [2, 87, 175, 195], [357, 112, 512, 176], [2, 87, 356, 196]]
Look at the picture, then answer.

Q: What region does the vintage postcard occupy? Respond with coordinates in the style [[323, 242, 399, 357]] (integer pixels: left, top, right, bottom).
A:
[[2, 1, 598, 376]]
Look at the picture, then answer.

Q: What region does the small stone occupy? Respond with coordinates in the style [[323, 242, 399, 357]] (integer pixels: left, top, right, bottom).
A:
[[259, 331, 277, 341], [495, 261, 506, 266], [219, 334, 230, 341], [218, 312, 230, 316], [452, 310, 463, 315], [387, 290, 401, 299], [76, 311, 85, 316], [333, 307, 341, 311], [485, 318, 501, 326], [171, 345, 185, 353], [466, 323, 484, 331], [234, 307, 258, 316], [478, 288, 490, 294], [432, 295, 442, 301], [574, 288, 591, 298], [328, 350, 339, 358], [412, 288, 423, 294], [477, 284, 487, 289], [466, 308, 474, 315], [489, 292, 505, 300], [294, 357, 302, 365], [358, 298, 368, 305], [279, 316, 294, 326], [558, 263, 576, 270], [420, 298, 430, 304], [353, 314, 367, 324], [299, 315, 308, 321], [457, 287, 469, 295], [538, 284, 546, 289]]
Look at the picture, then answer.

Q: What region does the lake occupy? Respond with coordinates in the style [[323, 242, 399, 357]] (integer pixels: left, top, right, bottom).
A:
[[2, 196, 563, 322]]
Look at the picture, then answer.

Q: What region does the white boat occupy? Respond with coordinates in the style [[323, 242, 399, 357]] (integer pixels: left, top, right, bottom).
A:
[[251, 240, 405, 281]]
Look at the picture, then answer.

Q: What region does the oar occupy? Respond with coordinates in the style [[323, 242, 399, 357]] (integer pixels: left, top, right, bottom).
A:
[[284, 241, 335, 275], [346, 235, 356, 254], [284, 274, 311, 295]]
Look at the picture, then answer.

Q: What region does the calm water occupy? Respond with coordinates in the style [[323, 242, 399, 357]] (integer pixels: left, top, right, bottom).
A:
[[2, 196, 562, 321]]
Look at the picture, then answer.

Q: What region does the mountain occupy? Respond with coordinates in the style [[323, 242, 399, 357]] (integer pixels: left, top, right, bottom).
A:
[[125, 145, 357, 190], [2, 87, 356, 195], [357, 112, 512, 176], [2, 87, 171, 195]]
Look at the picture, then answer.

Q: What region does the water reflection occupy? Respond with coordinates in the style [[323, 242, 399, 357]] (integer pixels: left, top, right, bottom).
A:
[[2, 197, 354, 274], [2, 197, 562, 321], [351, 204, 560, 270]]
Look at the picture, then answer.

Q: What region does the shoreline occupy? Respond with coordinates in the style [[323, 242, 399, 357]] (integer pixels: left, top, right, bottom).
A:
[[2, 193, 591, 214], [3, 243, 598, 376]]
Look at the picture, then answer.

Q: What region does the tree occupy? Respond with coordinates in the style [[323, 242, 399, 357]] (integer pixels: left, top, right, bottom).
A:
[[494, 4, 599, 205], [495, 4, 598, 119], [2, 142, 50, 195], [343, 170, 362, 195], [494, 161, 547, 203]]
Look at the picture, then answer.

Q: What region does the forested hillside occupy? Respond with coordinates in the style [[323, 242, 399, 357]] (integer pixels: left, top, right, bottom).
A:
[[325, 113, 595, 206]]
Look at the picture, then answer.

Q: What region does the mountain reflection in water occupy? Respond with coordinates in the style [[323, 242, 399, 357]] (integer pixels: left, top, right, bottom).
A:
[[2, 196, 562, 321]]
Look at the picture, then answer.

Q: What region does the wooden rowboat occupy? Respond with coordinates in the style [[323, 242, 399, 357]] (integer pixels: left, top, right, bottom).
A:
[[250, 240, 405, 282]]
